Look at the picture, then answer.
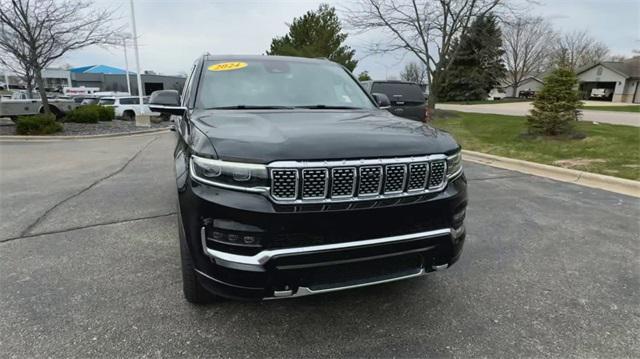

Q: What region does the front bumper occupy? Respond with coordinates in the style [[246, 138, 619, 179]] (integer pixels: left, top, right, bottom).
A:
[[179, 173, 467, 300]]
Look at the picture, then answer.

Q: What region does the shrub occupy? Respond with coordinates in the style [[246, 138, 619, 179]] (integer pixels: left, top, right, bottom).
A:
[[15, 114, 63, 135], [97, 105, 115, 121], [65, 104, 114, 123], [527, 67, 583, 136]]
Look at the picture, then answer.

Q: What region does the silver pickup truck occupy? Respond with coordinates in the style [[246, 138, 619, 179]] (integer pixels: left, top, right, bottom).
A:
[[0, 91, 79, 119]]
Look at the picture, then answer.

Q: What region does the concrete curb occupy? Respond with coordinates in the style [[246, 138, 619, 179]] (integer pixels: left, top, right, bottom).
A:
[[462, 150, 640, 198], [0, 127, 170, 141]]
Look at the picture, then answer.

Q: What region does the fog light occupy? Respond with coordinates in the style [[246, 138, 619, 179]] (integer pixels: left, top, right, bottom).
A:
[[207, 229, 262, 247]]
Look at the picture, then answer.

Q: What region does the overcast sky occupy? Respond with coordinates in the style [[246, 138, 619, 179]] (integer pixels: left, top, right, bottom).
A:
[[61, 0, 639, 79]]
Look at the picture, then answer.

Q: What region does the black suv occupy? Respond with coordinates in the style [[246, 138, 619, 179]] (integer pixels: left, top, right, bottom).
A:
[[149, 55, 467, 303], [361, 80, 427, 122]]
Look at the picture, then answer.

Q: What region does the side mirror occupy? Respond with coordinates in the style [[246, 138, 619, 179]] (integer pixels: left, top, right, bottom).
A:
[[372, 93, 391, 109], [148, 90, 186, 116]]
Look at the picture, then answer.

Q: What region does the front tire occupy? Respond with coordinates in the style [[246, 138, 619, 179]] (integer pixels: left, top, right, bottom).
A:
[[178, 210, 217, 304]]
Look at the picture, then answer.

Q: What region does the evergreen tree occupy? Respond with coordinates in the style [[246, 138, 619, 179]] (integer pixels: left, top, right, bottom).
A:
[[357, 71, 372, 81], [527, 67, 582, 136], [267, 4, 357, 71], [439, 14, 506, 101]]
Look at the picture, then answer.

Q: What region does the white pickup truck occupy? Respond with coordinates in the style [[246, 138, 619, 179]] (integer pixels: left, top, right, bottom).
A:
[[0, 91, 79, 119]]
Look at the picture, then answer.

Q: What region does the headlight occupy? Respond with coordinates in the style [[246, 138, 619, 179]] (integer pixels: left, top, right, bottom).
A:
[[447, 151, 463, 179], [190, 155, 269, 192]]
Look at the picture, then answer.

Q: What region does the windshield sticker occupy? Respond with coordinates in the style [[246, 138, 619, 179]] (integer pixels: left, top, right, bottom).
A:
[[208, 62, 248, 72]]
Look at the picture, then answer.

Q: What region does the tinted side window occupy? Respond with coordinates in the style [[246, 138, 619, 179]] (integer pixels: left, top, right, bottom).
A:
[[98, 98, 115, 105], [371, 83, 425, 103], [118, 98, 137, 105]]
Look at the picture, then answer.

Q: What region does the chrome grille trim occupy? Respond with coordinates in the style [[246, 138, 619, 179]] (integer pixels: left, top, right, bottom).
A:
[[358, 166, 383, 196], [301, 168, 329, 199], [268, 154, 449, 204], [428, 160, 446, 189], [384, 164, 407, 194], [331, 167, 357, 198], [270, 169, 299, 200], [407, 162, 429, 191]]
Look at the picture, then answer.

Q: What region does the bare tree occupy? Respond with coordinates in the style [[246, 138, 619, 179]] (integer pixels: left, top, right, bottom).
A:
[[550, 30, 609, 70], [608, 54, 628, 62], [400, 61, 427, 84], [0, 44, 35, 95], [0, 0, 121, 114], [502, 16, 555, 97], [344, 0, 508, 119]]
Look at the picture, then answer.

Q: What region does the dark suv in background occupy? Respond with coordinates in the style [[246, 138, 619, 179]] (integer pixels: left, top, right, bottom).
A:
[[361, 80, 427, 122], [149, 55, 467, 303]]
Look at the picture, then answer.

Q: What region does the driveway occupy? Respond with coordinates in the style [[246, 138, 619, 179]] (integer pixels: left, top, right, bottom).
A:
[[438, 101, 640, 127], [1, 133, 638, 358]]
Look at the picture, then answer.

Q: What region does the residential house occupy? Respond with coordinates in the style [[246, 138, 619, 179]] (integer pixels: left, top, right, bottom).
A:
[[576, 57, 640, 103]]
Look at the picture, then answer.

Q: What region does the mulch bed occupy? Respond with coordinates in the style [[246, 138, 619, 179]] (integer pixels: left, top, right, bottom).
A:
[[0, 119, 170, 136]]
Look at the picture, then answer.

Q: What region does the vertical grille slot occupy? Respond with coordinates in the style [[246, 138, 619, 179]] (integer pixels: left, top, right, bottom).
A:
[[271, 169, 298, 200], [302, 168, 328, 199], [428, 160, 446, 189], [331, 167, 356, 198], [408, 162, 429, 191], [358, 166, 383, 196], [384, 164, 406, 193]]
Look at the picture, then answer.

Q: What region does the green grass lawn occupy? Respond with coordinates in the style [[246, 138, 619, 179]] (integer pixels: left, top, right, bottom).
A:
[[583, 105, 640, 113], [432, 111, 640, 180], [440, 98, 531, 105]]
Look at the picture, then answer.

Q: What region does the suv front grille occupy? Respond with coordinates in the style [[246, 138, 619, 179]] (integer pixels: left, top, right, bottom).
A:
[[331, 167, 356, 197], [269, 155, 448, 203], [428, 161, 446, 189], [358, 166, 382, 195], [384, 164, 407, 193], [271, 169, 298, 200], [302, 169, 328, 199]]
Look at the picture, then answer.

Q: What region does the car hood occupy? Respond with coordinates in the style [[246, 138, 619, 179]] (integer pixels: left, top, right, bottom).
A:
[[190, 109, 459, 163]]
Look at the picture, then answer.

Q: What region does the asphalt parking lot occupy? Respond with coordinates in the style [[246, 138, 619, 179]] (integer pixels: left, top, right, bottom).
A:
[[1, 132, 638, 358]]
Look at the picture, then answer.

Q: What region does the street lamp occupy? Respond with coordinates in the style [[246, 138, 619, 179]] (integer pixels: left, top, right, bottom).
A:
[[128, 0, 144, 111], [118, 33, 133, 95]]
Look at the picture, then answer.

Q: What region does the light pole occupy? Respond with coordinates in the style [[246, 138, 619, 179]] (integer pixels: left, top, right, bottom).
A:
[[1, 23, 8, 90], [129, 0, 144, 111], [121, 35, 132, 95], [3, 70, 9, 91]]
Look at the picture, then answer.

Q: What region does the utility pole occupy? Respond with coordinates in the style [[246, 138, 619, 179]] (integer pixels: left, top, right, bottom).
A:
[[1, 23, 8, 90], [129, 0, 144, 111], [122, 37, 132, 95]]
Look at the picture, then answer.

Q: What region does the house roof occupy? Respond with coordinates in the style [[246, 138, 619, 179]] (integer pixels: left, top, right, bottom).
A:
[[70, 65, 134, 75], [577, 57, 640, 79], [501, 75, 544, 87]]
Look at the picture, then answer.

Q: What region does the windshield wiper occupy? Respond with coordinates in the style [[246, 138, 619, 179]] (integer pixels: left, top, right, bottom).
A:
[[206, 105, 294, 110], [294, 105, 364, 109]]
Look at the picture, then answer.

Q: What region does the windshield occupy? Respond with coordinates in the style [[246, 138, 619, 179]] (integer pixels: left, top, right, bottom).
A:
[[196, 59, 375, 110]]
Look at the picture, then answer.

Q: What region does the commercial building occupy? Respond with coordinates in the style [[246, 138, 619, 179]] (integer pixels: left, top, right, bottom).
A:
[[1, 65, 186, 95]]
